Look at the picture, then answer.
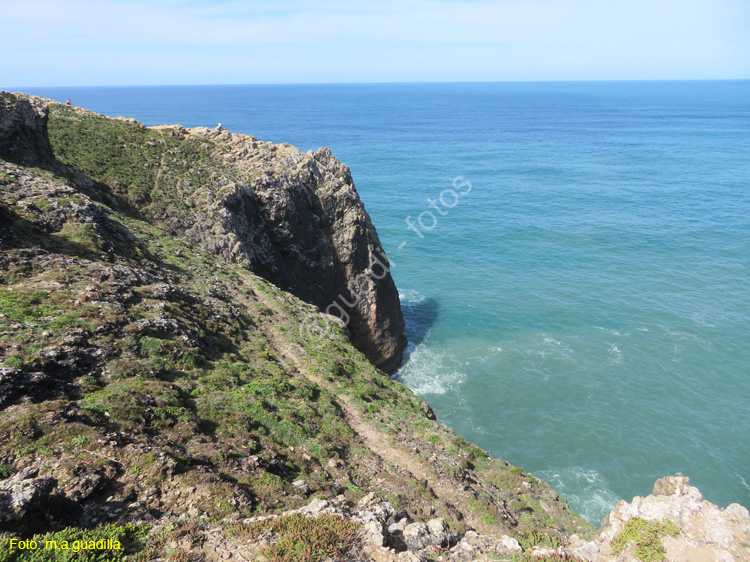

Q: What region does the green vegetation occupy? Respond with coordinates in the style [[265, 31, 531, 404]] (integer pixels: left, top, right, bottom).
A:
[[509, 553, 578, 562], [518, 530, 563, 551], [0, 523, 149, 562], [229, 513, 361, 562], [611, 517, 680, 562]]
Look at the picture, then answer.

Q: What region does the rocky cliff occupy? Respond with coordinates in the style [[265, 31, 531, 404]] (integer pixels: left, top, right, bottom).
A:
[[3, 92, 406, 373], [0, 92, 55, 168], [569, 474, 750, 562]]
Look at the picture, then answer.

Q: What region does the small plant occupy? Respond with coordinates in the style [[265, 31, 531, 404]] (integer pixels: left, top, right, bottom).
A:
[[0, 522, 150, 562], [611, 517, 679, 562], [511, 554, 578, 562], [481, 512, 498, 525], [519, 531, 562, 550], [229, 513, 361, 562], [4, 356, 23, 369]]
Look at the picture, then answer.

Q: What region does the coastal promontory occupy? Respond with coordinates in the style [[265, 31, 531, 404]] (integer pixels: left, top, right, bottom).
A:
[[2, 92, 748, 561]]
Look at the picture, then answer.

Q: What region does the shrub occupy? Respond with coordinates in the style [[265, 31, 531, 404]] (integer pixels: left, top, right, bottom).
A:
[[611, 517, 679, 562], [519, 530, 562, 550], [0, 523, 149, 562], [230, 513, 360, 562]]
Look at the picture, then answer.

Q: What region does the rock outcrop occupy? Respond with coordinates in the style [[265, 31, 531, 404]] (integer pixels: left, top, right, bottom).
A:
[[570, 474, 750, 562], [0, 92, 55, 167], [44, 100, 406, 373], [209, 140, 407, 373], [1, 91, 406, 373]]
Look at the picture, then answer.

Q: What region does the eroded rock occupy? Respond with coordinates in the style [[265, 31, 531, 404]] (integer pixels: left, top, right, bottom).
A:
[[572, 474, 750, 562]]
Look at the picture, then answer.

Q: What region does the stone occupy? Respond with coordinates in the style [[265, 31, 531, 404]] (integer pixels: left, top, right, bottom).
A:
[[498, 535, 522, 553], [426, 517, 449, 547], [402, 522, 430, 550], [291, 479, 309, 494], [362, 520, 386, 547], [0, 467, 81, 531]]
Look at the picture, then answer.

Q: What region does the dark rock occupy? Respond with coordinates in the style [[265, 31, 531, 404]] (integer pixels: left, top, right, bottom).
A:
[[0, 92, 55, 167], [420, 402, 437, 420], [216, 151, 406, 372], [0, 467, 82, 533]]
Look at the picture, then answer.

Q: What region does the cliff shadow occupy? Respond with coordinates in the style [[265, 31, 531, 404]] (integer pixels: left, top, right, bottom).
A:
[[400, 296, 439, 360]]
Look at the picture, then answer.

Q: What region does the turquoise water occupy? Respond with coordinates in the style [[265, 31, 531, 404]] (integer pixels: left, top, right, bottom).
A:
[[18, 82, 750, 523]]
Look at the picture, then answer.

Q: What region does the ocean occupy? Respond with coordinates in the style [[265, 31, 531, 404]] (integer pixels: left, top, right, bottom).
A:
[[16, 81, 750, 524]]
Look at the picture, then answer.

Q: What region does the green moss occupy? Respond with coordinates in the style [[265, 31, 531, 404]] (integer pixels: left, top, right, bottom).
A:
[[611, 517, 680, 562]]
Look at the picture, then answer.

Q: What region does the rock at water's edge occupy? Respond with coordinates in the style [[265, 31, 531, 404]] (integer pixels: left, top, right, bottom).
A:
[[571, 473, 750, 562]]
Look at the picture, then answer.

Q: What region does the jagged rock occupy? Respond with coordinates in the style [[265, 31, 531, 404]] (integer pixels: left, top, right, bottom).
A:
[[0, 468, 56, 523], [572, 473, 750, 562], [210, 144, 407, 372], [362, 519, 387, 548], [449, 530, 485, 562], [426, 517, 449, 547], [388, 518, 410, 535], [402, 522, 430, 550], [291, 479, 309, 494], [499, 535, 522, 553], [0, 92, 55, 166]]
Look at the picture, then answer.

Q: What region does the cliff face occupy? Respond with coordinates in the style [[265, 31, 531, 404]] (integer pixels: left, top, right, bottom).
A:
[[0, 93, 55, 167], [41, 102, 406, 373]]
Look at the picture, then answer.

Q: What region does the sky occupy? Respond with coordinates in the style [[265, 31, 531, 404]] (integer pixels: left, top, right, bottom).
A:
[[3, 0, 749, 86]]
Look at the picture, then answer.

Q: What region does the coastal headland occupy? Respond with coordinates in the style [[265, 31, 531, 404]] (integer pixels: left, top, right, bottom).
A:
[[1, 92, 747, 561]]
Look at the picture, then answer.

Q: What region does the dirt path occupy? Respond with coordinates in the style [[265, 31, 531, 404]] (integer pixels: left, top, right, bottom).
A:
[[253, 304, 483, 528]]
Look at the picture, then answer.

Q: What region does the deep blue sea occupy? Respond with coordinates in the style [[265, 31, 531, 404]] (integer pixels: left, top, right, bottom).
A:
[[16, 81, 750, 524]]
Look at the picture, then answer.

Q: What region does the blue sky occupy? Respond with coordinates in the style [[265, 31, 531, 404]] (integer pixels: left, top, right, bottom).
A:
[[4, 0, 749, 86]]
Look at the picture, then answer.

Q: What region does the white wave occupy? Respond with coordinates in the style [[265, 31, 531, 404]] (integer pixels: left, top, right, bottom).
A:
[[395, 343, 466, 396], [691, 316, 715, 328], [609, 344, 623, 362], [526, 333, 573, 360], [737, 473, 750, 495], [536, 467, 620, 525], [596, 327, 627, 336], [399, 289, 425, 304]]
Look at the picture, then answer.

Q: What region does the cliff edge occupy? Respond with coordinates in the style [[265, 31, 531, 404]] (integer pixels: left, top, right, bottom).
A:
[[2, 91, 406, 373]]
